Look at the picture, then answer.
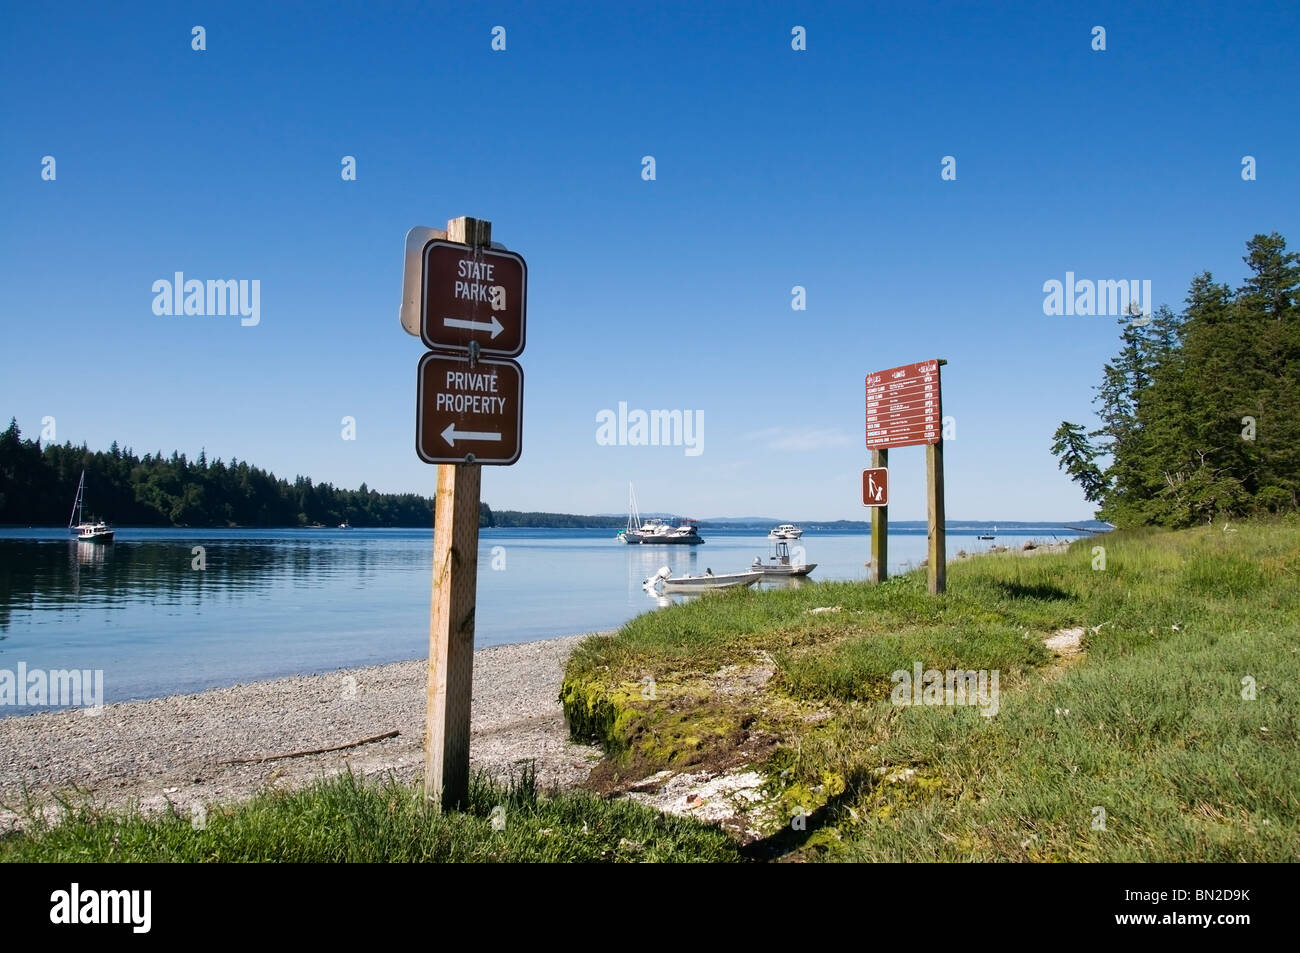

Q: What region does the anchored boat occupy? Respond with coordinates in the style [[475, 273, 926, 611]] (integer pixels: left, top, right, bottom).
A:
[[768, 523, 803, 540], [68, 470, 114, 543], [617, 484, 705, 545], [751, 540, 816, 577]]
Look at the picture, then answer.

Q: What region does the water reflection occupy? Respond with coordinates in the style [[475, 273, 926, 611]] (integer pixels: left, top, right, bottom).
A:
[[0, 532, 425, 632], [74, 540, 110, 567], [760, 575, 810, 591]]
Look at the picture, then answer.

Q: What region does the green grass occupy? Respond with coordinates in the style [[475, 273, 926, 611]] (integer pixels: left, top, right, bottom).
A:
[[563, 521, 1300, 861], [0, 768, 744, 863]]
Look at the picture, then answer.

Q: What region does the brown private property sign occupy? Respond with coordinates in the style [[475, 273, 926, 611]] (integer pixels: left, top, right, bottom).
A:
[[416, 351, 522, 465], [865, 359, 942, 450], [421, 241, 527, 357]]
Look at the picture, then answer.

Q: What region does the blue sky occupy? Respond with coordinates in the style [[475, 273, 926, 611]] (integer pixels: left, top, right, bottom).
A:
[[2, 1, 1297, 521]]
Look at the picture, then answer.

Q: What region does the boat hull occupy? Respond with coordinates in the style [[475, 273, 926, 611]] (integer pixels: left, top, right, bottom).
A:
[[659, 571, 761, 591], [753, 563, 816, 576], [630, 536, 704, 545], [77, 531, 114, 543]]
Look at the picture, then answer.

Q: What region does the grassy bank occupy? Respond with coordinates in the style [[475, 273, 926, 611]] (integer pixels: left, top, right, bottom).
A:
[[562, 522, 1300, 860], [0, 768, 742, 862]]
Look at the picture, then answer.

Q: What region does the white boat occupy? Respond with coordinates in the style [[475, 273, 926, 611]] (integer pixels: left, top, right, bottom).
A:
[[68, 470, 114, 543], [339, 520, 352, 529], [643, 566, 761, 592], [768, 523, 803, 540], [978, 525, 996, 540], [617, 484, 704, 545], [752, 540, 816, 577]]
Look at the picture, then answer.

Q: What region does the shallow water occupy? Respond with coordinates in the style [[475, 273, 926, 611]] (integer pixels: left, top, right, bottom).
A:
[[0, 525, 1086, 711]]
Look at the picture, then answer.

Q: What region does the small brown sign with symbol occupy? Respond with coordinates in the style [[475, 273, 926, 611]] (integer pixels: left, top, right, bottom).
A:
[[862, 467, 889, 507], [421, 241, 526, 357], [417, 352, 522, 465]]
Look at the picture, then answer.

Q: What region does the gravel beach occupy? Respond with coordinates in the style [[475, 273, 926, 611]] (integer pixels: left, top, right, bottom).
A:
[[0, 634, 605, 831]]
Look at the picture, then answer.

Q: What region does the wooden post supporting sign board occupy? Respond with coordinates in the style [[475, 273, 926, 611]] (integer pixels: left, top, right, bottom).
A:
[[865, 358, 946, 594], [865, 451, 888, 582]]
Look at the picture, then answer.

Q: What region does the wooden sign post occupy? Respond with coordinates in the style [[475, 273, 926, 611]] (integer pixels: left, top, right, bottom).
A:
[[426, 438, 481, 810], [927, 435, 946, 595], [868, 449, 888, 582], [865, 358, 946, 594], [403, 215, 527, 810]]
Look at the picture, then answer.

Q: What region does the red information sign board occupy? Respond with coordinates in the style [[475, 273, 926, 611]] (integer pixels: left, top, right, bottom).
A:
[[865, 360, 942, 450]]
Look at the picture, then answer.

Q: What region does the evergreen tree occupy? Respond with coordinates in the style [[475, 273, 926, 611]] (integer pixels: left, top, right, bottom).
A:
[[1055, 234, 1298, 525]]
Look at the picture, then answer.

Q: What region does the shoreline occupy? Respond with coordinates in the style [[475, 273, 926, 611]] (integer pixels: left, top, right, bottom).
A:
[[0, 541, 1079, 833], [0, 633, 607, 832]]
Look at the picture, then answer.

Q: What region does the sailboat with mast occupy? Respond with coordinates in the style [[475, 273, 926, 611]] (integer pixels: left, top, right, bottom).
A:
[[615, 483, 704, 545], [68, 470, 115, 543]]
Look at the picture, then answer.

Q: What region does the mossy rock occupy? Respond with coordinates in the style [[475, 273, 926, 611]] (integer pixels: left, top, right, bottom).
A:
[[561, 673, 758, 775]]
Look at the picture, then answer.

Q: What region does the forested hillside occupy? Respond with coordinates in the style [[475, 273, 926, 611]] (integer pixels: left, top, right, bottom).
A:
[[1053, 232, 1299, 526], [0, 425, 492, 528]]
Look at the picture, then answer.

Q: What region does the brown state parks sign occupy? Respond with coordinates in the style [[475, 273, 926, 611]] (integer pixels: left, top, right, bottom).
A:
[[417, 352, 522, 465], [421, 241, 526, 357]]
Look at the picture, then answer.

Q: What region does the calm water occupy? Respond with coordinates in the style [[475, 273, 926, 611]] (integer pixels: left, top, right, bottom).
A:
[[0, 525, 1087, 712]]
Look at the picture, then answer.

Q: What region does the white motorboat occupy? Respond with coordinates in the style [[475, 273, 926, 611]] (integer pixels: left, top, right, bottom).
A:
[[643, 566, 761, 592], [752, 540, 816, 577], [68, 470, 114, 543], [768, 523, 803, 540]]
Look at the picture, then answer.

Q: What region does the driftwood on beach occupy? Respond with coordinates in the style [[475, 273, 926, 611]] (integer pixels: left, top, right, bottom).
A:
[[0, 636, 601, 834], [217, 730, 401, 765]]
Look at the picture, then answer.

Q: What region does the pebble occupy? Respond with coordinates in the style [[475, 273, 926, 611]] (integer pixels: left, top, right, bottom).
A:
[[0, 634, 604, 830]]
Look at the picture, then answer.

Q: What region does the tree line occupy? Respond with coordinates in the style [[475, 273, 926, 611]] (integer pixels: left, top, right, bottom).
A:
[[1052, 232, 1299, 526], [0, 426, 492, 528]]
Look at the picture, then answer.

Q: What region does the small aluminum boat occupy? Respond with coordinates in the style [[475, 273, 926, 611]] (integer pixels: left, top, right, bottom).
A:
[[643, 566, 761, 592]]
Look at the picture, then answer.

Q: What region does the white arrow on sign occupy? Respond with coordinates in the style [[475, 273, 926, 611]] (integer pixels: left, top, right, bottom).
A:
[[443, 315, 504, 339], [441, 423, 502, 446]]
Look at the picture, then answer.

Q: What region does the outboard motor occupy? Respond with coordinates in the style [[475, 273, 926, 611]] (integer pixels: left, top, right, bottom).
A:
[[642, 566, 671, 590]]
